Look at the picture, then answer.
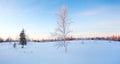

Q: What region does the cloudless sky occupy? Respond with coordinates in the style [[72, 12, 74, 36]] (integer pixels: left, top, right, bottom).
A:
[[0, 0, 120, 40]]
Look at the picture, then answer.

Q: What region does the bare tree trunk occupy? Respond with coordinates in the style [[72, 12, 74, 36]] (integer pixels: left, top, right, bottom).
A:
[[63, 39, 67, 52]]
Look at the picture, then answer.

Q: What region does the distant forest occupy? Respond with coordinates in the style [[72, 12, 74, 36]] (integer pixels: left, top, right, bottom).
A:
[[0, 35, 120, 43]]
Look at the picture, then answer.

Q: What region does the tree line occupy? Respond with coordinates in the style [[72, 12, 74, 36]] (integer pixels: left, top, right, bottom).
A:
[[1, 35, 120, 43]]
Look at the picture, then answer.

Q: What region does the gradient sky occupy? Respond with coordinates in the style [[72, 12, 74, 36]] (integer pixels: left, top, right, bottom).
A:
[[0, 0, 120, 40]]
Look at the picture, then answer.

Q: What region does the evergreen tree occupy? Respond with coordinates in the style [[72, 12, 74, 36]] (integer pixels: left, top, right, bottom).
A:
[[19, 29, 27, 48]]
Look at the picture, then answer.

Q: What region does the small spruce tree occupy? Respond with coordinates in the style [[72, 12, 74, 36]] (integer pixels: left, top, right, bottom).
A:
[[19, 29, 27, 48]]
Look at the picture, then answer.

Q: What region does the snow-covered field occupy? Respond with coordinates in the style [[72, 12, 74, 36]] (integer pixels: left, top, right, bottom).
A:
[[0, 40, 120, 64]]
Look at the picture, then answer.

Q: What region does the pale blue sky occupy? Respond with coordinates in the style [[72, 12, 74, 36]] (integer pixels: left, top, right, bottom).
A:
[[0, 0, 120, 39]]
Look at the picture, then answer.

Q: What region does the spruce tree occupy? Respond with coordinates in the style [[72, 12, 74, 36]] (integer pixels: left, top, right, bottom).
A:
[[19, 29, 27, 48]]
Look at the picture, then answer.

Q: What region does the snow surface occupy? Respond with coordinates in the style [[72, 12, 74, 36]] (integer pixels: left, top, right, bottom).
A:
[[0, 40, 120, 64]]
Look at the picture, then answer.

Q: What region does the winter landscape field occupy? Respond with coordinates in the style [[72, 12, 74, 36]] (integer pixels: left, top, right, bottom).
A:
[[0, 0, 120, 64], [0, 40, 120, 64]]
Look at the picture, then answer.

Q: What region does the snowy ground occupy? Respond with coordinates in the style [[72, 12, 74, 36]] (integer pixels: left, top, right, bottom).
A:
[[0, 40, 120, 64]]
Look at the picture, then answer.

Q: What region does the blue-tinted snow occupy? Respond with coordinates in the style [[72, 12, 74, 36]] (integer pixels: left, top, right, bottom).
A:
[[0, 40, 120, 64]]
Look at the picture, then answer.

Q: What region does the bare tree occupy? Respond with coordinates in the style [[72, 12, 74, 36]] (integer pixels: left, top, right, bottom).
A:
[[53, 6, 71, 52]]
